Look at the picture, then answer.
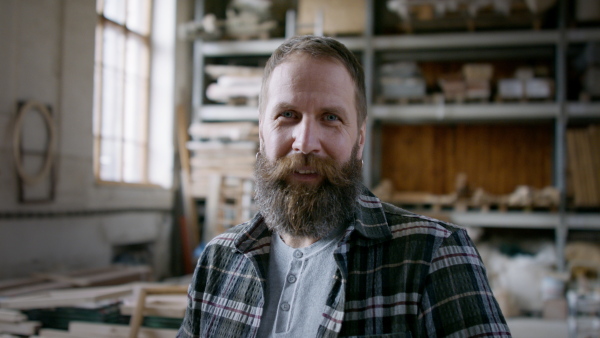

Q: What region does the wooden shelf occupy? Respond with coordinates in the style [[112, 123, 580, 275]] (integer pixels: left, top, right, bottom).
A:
[[450, 211, 560, 229], [201, 36, 366, 56], [198, 102, 560, 123], [372, 102, 558, 123], [567, 213, 600, 230], [373, 30, 560, 50], [196, 105, 258, 121], [567, 102, 600, 119]]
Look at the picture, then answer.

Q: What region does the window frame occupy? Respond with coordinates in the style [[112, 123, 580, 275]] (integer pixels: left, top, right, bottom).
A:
[[93, 0, 157, 187]]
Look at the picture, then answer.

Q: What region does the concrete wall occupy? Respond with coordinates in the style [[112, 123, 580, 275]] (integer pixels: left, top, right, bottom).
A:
[[0, 0, 192, 280]]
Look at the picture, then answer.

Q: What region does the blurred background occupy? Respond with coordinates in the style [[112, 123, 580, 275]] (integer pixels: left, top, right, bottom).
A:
[[0, 0, 599, 337]]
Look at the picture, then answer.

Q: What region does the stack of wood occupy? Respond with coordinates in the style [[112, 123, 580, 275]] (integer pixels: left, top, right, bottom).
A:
[[438, 63, 493, 103], [205, 65, 263, 106], [297, 0, 365, 36], [377, 62, 427, 104], [0, 265, 152, 298], [373, 174, 560, 212], [0, 282, 187, 338], [0, 309, 40, 337], [34, 321, 177, 338], [187, 121, 258, 198], [497, 67, 554, 101], [567, 125, 600, 208]]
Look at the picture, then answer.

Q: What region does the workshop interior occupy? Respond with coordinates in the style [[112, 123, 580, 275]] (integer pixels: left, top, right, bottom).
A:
[[0, 0, 599, 337]]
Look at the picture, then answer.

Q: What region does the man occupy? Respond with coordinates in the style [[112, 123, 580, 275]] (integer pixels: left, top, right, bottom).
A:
[[178, 35, 511, 337]]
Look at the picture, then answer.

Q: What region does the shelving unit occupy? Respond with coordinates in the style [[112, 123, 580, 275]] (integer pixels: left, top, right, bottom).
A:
[[191, 0, 600, 270]]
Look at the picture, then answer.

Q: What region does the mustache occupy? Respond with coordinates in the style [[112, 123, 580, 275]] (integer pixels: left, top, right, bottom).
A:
[[257, 153, 354, 187]]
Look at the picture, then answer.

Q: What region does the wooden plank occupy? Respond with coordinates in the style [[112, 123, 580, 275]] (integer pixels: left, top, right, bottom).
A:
[[586, 125, 600, 206], [35, 329, 88, 338], [575, 128, 594, 206], [0, 280, 72, 297], [68, 322, 178, 338], [566, 129, 583, 206], [119, 294, 186, 318], [0, 277, 46, 291], [176, 104, 199, 271], [0, 309, 27, 323], [127, 286, 188, 338], [33, 265, 151, 287], [0, 285, 133, 310], [0, 320, 41, 335]]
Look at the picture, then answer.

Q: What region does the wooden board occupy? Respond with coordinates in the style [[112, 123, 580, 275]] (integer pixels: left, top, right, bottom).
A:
[[68, 321, 177, 338], [119, 294, 186, 318], [381, 123, 553, 195], [35, 328, 88, 338], [0, 309, 27, 323], [0, 320, 41, 335], [0, 285, 133, 310], [297, 0, 366, 36], [34, 265, 152, 287]]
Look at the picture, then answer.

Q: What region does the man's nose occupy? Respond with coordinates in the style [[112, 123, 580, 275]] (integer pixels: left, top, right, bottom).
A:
[[292, 118, 321, 155]]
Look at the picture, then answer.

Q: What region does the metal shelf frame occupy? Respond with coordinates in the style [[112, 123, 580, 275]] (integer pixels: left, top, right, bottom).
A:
[[192, 0, 600, 271]]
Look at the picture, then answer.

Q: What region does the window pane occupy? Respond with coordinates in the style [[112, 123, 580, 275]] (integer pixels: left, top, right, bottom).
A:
[[103, 0, 125, 25], [100, 138, 122, 181], [124, 34, 148, 150], [101, 24, 124, 140], [123, 142, 144, 183], [127, 0, 151, 35]]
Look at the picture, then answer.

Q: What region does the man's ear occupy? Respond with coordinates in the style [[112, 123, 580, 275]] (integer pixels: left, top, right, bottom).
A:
[[357, 121, 367, 160]]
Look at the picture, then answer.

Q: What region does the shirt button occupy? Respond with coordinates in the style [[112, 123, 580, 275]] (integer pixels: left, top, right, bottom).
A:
[[287, 274, 297, 284], [293, 250, 303, 259], [280, 302, 290, 311]]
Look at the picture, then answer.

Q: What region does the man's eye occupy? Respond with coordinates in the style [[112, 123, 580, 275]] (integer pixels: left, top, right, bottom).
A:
[[325, 114, 339, 121], [281, 111, 294, 118]]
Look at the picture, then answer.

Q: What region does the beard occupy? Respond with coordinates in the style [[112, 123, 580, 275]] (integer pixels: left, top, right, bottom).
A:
[[253, 144, 363, 239]]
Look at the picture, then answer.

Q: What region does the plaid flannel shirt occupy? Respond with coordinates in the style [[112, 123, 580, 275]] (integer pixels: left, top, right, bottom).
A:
[[177, 186, 511, 337]]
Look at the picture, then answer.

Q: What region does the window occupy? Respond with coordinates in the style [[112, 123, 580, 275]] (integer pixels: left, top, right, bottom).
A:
[[94, 0, 152, 185]]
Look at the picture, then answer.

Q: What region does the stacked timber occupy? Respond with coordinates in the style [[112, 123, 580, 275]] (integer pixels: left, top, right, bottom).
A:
[[205, 65, 263, 106], [187, 121, 259, 198], [497, 67, 554, 101], [439, 63, 494, 103], [0, 309, 40, 337], [0, 281, 187, 337], [377, 62, 427, 104], [567, 125, 600, 208]]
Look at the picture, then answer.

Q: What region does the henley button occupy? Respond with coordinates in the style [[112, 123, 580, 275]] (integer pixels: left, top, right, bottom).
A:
[[287, 274, 297, 283], [293, 250, 303, 259], [280, 302, 290, 311]]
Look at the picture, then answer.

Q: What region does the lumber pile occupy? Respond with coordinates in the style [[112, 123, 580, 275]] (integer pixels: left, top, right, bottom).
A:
[[567, 125, 600, 208], [0, 265, 152, 298], [0, 282, 188, 337], [187, 121, 258, 198], [377, 62, 427, 104], [0, 309, 40, 337], [205, 65, 263, 106], [33, 321, 177, 338], [439, 63, 493, 103], [297, 0, 365, 36], [374, 174, 560, 212]]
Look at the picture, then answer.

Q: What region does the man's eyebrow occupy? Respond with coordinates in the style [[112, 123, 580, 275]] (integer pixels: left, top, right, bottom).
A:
[[272, 102, 296, 111], [321, 106, 347, 115], [271, 102, 348, 116]]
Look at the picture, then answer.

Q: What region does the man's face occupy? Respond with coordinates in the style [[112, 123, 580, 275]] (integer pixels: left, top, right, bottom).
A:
[[254, 53, 366, 239], [259, 53, 366, 185]]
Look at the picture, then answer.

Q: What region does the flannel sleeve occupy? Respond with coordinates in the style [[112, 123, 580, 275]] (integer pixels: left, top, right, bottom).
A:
[[419, 228, 512, 337], [177, 262, 203, 338]]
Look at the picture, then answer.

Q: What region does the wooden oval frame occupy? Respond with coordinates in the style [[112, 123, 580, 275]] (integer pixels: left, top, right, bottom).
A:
[[12, 101, 56, 185]]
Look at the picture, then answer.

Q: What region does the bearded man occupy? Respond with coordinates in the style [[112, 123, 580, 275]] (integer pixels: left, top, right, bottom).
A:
[[178, 35, 511, 338]]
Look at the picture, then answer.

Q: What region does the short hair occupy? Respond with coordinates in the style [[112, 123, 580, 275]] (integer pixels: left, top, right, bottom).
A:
[[258, 35, 367, 125]]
